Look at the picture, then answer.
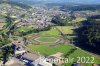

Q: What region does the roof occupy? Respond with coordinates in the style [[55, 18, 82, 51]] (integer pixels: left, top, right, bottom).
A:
[[15, 50, 26, 55]]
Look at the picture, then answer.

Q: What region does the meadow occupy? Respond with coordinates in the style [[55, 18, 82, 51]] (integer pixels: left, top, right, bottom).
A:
[[27, 44, 100, 66], [56, 26, 75, 34]]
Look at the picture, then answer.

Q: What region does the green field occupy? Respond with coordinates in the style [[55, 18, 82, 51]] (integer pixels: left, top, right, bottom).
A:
[[27, 44, 75, 56], [36, 36, 58, 42], [16, 26, 33, 31], [56, 26, 75, 34], [72, 17, 86, 22], [40, 27, 60, 36], [27, 44, 100, 66]]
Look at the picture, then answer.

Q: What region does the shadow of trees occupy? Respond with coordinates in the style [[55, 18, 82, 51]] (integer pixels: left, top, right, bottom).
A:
[[73, 17, 100, 55]]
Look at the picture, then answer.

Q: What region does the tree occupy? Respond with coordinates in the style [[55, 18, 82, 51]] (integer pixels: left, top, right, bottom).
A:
[[2, 46, 13, 64], [51, 16, 74, 26]]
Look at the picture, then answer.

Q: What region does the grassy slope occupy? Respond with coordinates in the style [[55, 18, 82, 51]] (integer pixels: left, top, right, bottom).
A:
[[16, 26, 33, 31], [56, 26, 75, 34], [72, 17, 86, 22], [39, 27, 60, 36], [27, 44, 75, 56], [27, 44, 100, 66]]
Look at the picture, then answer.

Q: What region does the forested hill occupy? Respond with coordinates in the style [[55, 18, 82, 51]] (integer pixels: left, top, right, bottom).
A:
[[60, 4, 100, 11], [9, 0, 100, 4]]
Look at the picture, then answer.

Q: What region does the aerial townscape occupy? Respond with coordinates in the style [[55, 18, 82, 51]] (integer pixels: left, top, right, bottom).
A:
[[0, 0, 100, 66]]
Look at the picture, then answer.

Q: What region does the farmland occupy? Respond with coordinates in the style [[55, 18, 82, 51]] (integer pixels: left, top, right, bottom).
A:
[[56, 26, 75, 34]]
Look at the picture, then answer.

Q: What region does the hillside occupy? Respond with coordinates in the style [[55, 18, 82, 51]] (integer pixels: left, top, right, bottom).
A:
[[0, 0, 31, 9]]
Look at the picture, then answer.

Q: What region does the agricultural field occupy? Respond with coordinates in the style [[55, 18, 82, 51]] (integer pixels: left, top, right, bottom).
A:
[[27, 44, 100, 66], [56, 26, 77, 40], [56, 26, 75, 34]]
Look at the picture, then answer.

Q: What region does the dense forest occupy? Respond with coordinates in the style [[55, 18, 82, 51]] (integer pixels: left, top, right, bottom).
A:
[[74, 15, 100, 50]]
